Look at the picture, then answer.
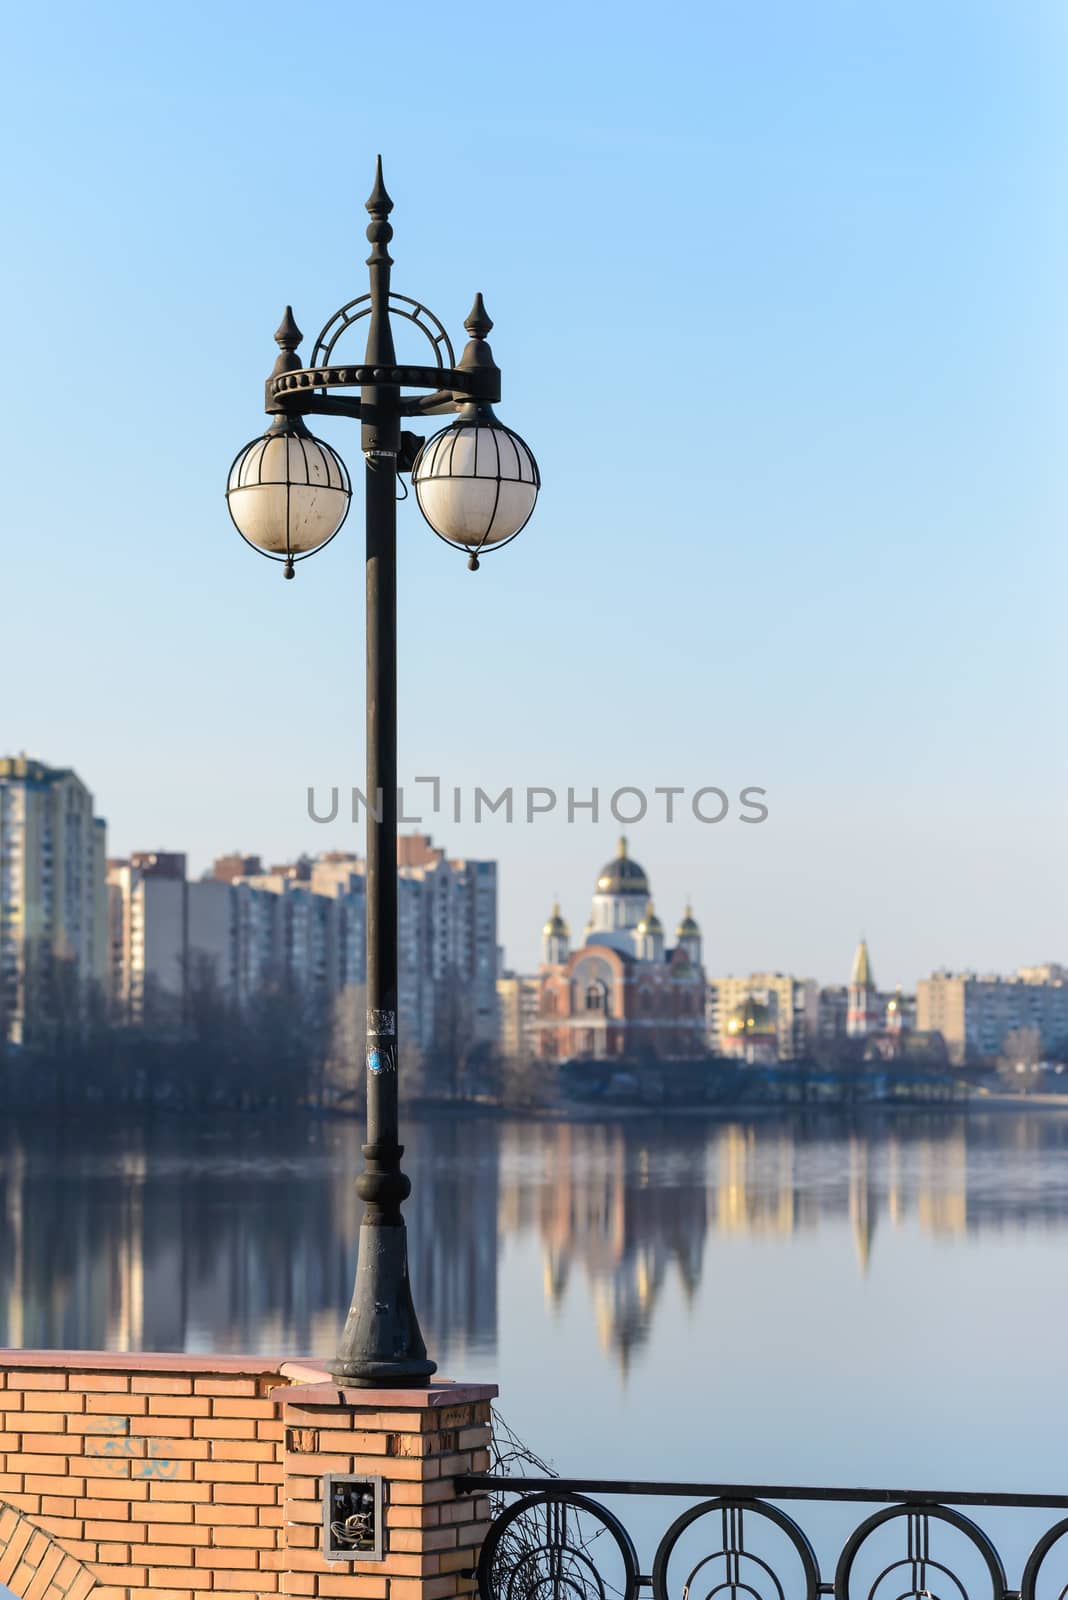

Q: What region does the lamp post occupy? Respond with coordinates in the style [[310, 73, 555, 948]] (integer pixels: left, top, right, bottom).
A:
[[226, 158, 539, 1385]]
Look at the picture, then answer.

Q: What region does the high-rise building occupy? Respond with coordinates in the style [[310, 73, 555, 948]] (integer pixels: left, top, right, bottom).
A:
[[391, 835, 500, 1051], [0, 756, 108, 1045], [917, 968, 1068, 1065], [707, 972, 820, 1061], [107, 852, 188, 1027], [210, 852, 264, 883], [818, 985, 849, 1047], [497, 972, 541, 1060], [105, 835, 497, 1060]]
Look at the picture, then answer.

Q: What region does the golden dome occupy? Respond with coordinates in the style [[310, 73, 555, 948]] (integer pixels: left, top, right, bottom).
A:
[[636, 900, 662, 936], [543, 901, 569, 938], [676, 902, 700, 937], [726, 995, 776, 1035], [595, 836, 650, 897]]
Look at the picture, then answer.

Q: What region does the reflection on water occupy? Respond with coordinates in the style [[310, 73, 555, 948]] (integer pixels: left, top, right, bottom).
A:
[[3, 1110, 1068, 1373]]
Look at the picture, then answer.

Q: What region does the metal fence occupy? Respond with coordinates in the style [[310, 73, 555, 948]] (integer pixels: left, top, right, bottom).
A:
[[457, 1475, 1068, 1600]]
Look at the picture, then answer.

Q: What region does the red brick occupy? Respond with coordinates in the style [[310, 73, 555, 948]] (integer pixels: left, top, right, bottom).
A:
[[39, 1494, 76, 1515], [193, 1548, 259, 1569], [9, 1372, 67, 1391], [203, 1575, 278, 1593], [86, 1476, 149, 1499], [210, 1398, 274, 1419], [33, 1515, 83, 1541], [389, 1579, 459, 1600], [132, 1377, 193, 1395], [19, 1431, 71, 1450], [76, 1496, 131, 1520], [388, 1505, 442, 1529], [144, 1546, 195, 1567], [192, 1416, 257, 1440], [69, 1374, 130, 1393], [147, 1396, 211, 1417], [193, 1505, 256, 1526], [22, 1544, 65, 1600], [148, 1524, 210, 1547], [24, 1474, 84, 1496], [129, 1416, 194, 1439], [214, 1483, 276, 1505], [7, 1454, 61, 1475], [440, 1547, 480, 1574], [24, 1392, 82, 1414], [146, 1481, 211, 1502], [318, 1580, 389, 1598], [96, 1542, 131, 1564], [207, 1439, 276, 1463], [192, 1378, 258, 1397], [392, 1528, 459, 1553], [86, 1393, 148, 1415], [132, 1502, 192, 1523]]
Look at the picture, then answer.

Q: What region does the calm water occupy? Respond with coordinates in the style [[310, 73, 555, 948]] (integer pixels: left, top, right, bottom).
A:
[[2, 1108, 1067, 1574]]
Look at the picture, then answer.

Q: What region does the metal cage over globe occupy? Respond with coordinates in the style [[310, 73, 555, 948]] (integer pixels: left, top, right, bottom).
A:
[[412, 405, 540, 569], [226, 416, 351, 577]]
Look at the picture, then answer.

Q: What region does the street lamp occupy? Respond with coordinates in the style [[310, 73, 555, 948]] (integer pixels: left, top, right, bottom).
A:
[[226, 158, 538, 1385]]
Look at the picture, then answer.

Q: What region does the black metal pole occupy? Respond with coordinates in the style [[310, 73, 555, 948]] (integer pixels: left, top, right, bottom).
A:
[[332, 160, 435, 1385]]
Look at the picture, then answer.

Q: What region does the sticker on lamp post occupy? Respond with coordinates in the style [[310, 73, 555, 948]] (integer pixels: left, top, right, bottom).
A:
[[367, 1043, 396, 1076]]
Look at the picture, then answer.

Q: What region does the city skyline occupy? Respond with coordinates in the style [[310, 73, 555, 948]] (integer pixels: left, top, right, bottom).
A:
[[3, 2, 1064, 991], [3, 750, 1063, 1000]]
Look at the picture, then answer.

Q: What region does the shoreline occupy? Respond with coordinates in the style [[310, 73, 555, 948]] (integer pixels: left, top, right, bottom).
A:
[[3, 1093, 1068, 1126]]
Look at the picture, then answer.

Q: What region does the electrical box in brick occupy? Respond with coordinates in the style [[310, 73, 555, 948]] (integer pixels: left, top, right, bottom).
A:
[[323, 1473, 384, 1561]]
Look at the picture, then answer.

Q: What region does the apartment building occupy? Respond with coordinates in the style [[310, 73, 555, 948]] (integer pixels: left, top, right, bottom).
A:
[[917, 968, 1068, 1065], [0, 756, 108, 1045], [106, 837, 497, 1058]]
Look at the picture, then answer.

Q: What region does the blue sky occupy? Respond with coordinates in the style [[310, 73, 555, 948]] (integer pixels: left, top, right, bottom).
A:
[[2, 0, 1065, 983]]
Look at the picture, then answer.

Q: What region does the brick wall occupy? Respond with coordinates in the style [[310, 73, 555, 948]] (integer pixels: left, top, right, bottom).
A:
[[0, 1354, 495, 1600]]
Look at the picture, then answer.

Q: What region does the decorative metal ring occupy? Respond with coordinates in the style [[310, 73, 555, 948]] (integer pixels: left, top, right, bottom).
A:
[[1021, 1516, 1068, 1600], [652, 1498, 819, 1600], [476, 1490, 640, 1600], [833, 1504, 1007, 1600], [311, 291, 456, 373]]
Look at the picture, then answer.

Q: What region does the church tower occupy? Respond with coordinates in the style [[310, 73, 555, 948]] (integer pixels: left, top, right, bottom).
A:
[[586, 836, 650, 952], [542, 902, 570, 966], [676, 904, 702, 967], [886, 986, 908, 1034], [847, 937, 880, 1036], [634, 902, 665, 963]]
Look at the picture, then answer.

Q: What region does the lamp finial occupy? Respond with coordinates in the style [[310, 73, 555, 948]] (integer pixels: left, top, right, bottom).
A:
[[274, 306, 302, 353], [366, 154, 393, 217]]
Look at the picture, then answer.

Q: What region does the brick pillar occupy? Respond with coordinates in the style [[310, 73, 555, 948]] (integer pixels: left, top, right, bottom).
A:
[[280, 1380, 495, 1600]]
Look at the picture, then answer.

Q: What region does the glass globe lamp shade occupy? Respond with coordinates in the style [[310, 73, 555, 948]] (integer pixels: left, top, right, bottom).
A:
[[412, 411, 539, 567], [226, 419, 351, 573]]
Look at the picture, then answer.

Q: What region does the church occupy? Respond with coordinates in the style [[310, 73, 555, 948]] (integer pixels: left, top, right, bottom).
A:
[[536, 838, 707, 1063]]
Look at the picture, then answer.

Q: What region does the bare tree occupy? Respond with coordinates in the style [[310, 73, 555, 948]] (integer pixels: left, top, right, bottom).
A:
[[326, 982, 367, 1112], [424, 967, 477, 1101]]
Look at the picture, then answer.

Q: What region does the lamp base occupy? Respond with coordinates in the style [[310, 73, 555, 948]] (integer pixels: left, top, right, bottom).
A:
[[331, 1222, 436, 1386]]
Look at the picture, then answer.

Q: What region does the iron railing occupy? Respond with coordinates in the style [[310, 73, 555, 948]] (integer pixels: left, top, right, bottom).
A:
[[456, 1475, 1068, 1600]]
